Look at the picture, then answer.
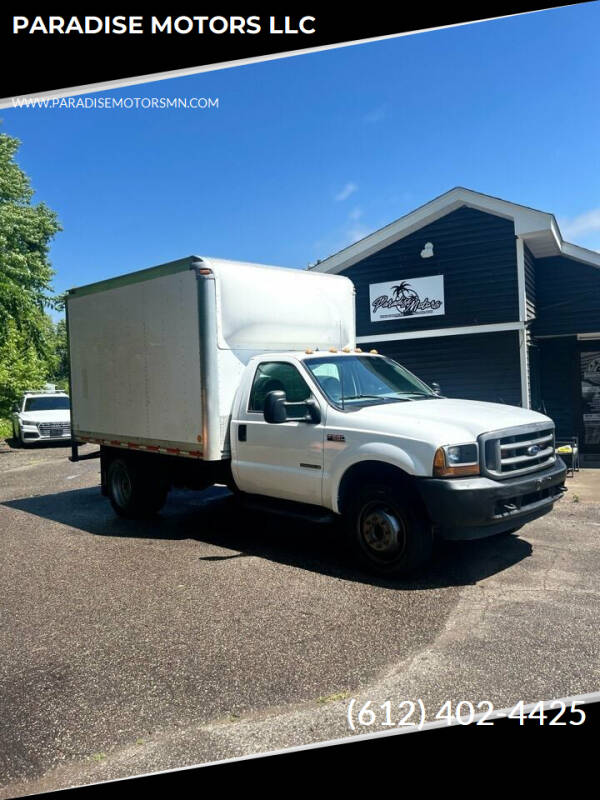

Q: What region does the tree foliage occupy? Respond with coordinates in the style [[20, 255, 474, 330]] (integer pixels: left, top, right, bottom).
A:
[[0, 132, 63, 415]]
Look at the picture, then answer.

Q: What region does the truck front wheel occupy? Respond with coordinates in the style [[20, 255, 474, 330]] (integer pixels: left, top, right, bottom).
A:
[[107, 456, 168, 519], [345, 483, 433, 576]]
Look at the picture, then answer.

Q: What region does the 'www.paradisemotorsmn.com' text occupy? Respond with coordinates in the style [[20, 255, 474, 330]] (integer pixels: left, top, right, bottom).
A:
[[11, 96, 220, 110]]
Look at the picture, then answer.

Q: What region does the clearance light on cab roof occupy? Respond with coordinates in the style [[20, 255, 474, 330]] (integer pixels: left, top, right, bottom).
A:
[[305, 348, 314, 354], [329, 347, 337, 353], [370, 349, 378, 354]]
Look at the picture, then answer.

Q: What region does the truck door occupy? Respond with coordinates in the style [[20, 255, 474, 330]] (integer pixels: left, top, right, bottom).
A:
[[231, 360, 325, 505]]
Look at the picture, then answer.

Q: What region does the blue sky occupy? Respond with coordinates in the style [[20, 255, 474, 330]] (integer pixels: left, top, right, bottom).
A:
[[2, 3, 600, 318]]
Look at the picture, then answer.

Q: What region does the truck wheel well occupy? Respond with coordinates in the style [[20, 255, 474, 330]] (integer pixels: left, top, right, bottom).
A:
[[337, 461, 422, 516]]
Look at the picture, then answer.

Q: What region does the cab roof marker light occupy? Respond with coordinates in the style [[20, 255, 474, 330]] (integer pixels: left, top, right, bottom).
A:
[[370, 349, 378, 354]]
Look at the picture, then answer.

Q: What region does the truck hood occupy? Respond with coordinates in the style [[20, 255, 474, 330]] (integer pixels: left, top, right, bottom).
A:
[[349, 398, 552, 443], [20, 410, 71, 424]]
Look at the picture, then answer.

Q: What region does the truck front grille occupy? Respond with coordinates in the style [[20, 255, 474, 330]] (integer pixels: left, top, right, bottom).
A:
[[38, 422, 71, 438], [479, 423, 555, 479]]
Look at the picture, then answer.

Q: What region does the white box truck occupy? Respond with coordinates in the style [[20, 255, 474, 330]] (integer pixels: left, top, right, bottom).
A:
[[67, 256, 567, 576]]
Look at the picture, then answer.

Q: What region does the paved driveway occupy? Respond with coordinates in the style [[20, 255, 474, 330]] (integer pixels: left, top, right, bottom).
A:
[[1, 442, 599, 796]]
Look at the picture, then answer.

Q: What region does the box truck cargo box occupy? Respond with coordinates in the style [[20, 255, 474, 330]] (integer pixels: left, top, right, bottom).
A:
[[67, 256, 355, 460]]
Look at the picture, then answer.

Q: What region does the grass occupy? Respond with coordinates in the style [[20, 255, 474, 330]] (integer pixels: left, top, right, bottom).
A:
[[317, 690, 350, 705], [0, 417, 12, 441]]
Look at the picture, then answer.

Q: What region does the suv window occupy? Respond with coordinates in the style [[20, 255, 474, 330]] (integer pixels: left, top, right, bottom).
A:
[[249, 362, 311, 412], [23, 396, 70, 411]]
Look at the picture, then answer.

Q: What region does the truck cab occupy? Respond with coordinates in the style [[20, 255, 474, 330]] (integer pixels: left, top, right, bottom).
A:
[[230, 349, 566, 574]]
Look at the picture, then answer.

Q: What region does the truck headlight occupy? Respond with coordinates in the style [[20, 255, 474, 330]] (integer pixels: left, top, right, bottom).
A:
[[433, 444, 479, 477]]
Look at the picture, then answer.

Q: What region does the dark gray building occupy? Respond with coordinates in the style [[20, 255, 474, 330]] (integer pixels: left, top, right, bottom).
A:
[[311, 188, 600, 460]]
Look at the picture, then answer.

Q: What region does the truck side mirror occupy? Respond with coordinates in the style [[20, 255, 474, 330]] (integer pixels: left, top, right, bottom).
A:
[[264, 390, 288, 424], [304, 397, 321, 424]]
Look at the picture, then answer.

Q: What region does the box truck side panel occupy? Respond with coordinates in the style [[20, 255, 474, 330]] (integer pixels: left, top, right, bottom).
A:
[[68, 269, 204, 451]]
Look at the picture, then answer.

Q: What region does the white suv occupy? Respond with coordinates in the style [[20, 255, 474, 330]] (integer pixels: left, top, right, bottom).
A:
[[12, 388, 72, 446]]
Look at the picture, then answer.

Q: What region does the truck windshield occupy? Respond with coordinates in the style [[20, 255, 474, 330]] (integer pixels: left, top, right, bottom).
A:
[[24, 396, 70, 411], [305, 355, 437, 408]]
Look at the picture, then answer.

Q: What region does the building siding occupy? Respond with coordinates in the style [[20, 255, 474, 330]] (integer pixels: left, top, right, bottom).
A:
[[340, 206, 520, 339], [524, 243, 536, 321], [533, 255, 600, 337], [536, 337, 579, 438], [369, 330, 522, 407]]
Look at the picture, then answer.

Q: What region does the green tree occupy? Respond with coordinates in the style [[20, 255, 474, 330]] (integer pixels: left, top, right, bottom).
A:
[[47, 317, 69, 389], [0, 132, 62, 415]]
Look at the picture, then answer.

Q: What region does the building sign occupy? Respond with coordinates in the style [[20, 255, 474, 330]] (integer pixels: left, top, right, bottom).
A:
[[369, 275, 445, 323]]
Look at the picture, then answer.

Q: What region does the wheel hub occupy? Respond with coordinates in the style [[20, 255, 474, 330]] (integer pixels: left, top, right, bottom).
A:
[[361, 507, 403, 555]]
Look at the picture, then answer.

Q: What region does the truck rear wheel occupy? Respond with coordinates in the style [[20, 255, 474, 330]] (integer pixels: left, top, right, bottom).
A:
[[107, 456, 168, 519], [345, 483, 433, 576]]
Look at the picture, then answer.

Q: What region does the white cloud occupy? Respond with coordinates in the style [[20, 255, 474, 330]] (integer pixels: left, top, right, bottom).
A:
[[311, 205, 372, 261], [363, 105, 387, 124], [560, 208, 600, 240], [334, 182, 358, 202], [344, 208, 370, 244], [346, 224, 370, 244]]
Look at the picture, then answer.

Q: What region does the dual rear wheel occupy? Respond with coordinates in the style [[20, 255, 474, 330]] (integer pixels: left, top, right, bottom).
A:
[[107, 457, 169, 519]]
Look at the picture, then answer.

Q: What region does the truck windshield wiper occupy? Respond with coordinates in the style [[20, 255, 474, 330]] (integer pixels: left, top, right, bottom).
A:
[[397, 392, 438, 400], [342, 394, 407, 403]]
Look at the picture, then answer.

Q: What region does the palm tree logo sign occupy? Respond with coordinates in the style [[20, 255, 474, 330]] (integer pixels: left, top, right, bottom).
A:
[[390, 282, 420, 315], [371, 279, 443, 317]]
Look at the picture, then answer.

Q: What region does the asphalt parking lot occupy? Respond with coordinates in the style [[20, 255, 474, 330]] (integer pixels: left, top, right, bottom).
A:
[[1, 441, 599, 796]]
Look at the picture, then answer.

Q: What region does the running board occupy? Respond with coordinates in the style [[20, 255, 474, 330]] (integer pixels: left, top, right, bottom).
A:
[[241, 496, 336, 525]]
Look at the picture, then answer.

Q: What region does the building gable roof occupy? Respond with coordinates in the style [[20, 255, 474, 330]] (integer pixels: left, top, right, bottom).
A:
[[310, 186, 600, 273]]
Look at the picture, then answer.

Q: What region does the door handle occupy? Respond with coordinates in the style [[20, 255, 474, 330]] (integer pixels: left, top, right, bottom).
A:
[[238, 424, 247, 442]]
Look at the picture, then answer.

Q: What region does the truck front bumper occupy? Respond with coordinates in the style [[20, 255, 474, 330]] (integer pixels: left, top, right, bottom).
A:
[[416, 457, 568, 540]]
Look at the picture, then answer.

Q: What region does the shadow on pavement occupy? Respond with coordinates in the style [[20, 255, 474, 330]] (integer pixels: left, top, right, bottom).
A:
[[1, 437, 73, 451], [3, 485, 532, 590]]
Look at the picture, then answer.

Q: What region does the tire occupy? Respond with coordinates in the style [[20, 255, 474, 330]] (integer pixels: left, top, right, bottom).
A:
[[498, 526, 523, 536], [12, 422, 22, 447], [107, 456, 168, 519], [345, 482, 433, 576]]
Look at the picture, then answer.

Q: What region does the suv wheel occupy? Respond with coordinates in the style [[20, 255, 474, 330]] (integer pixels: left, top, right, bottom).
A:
[[12, 421, 22, 447]]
